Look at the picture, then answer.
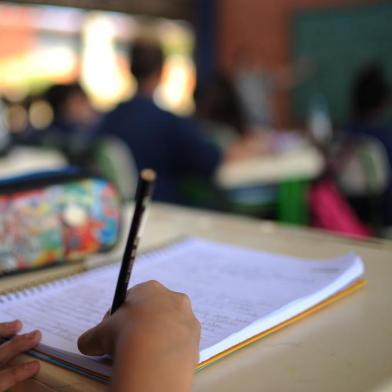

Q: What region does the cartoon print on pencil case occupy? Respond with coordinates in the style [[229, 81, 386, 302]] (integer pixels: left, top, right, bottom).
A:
[[0, 190, 62, 271], [0, 180, 120, 273]]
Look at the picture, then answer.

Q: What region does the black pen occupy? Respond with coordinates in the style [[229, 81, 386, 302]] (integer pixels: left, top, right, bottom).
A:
[[110, 169, 156, 314]]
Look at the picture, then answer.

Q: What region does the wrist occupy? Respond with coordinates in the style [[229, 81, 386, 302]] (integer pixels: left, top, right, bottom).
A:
[[112, 324, 197, 392]]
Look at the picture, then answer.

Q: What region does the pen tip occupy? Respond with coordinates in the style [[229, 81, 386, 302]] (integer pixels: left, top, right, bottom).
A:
[[141, 169, 157, 182]]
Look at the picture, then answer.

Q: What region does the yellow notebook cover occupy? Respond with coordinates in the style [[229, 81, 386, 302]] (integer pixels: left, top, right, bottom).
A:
[[197, 278, 366, 370]]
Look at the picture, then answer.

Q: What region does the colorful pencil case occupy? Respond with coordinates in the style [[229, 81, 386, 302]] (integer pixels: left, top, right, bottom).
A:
[[0, 168, 121, 275]]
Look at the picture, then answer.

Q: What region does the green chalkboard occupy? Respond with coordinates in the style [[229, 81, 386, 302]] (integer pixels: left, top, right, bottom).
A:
[[292, 3, 392, 126]]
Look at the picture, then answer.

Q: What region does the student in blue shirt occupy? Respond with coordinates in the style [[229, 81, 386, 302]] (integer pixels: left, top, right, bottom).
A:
[[96, 39, 222, 204]]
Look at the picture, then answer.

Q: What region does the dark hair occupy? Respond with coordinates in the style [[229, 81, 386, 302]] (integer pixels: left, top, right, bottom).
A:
[[194, 74, 246, 136], [45, 83, 86, 118], [129, 39, 164, 82], [351, 63, 390, 120]]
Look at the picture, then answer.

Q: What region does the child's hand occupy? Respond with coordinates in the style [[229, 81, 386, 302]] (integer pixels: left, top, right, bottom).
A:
[[0, 320, 41, 391], [78, 280, 200, 392]]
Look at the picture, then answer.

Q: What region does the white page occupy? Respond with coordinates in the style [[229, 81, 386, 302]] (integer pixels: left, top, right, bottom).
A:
[[0, 238, 364, 370]]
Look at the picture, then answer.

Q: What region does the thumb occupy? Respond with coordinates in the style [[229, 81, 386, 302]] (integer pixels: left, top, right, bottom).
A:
[[77, 320, 113, 356]]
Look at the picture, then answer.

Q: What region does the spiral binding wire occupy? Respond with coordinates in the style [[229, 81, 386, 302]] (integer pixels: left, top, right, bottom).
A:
[[0, 272, 83, 304]]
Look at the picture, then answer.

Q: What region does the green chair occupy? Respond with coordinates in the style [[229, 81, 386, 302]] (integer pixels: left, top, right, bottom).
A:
[[94, 137, 138, 201]]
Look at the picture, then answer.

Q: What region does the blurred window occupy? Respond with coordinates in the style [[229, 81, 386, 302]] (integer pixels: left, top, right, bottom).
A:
[[0, 3, 195, 116]]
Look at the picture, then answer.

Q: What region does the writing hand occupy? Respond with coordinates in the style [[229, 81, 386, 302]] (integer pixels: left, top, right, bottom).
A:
[[78, 280, 200, 392]]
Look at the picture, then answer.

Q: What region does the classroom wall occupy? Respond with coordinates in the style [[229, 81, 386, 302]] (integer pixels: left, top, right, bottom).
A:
[[216, 0, 377, 128]]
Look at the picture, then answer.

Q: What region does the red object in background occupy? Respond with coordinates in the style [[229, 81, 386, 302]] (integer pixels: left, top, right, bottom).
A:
[[0, 5, 36, 58], [310, 178, 371, 238]]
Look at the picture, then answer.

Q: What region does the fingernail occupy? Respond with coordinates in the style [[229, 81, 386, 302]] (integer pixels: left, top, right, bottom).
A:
[[23, 361, 39, 372], [5, 320, 21, 328], [24, 330, 38, 340]]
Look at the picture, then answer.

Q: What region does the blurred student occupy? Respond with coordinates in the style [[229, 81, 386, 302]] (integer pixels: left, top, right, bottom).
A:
[[348, 64, 392, 164], [234, 47, 314, 129], [45, 83, 98, 135], [194, 74, 267, 158], [96, 38, 222, 204], [15, 83, 98, 165], [347, 63, 392, 225], [45, 83, 98, 164], [234, 50, 276, 129], [194, 74, 247, 149], [0, 281, 200, 391]]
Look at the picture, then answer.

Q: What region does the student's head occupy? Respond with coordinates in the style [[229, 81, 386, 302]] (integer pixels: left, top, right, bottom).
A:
[[351, 63, 391, 121], [46, 82, 95, 127], [129, 39, 164, 93], [194, 74, 246, 136]]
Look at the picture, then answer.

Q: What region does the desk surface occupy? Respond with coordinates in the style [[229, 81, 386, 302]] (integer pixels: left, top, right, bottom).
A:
[[10, 203, 392, 392]]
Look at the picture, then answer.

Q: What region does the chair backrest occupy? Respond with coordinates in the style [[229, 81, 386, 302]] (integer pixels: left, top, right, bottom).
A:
[[94, 136, 138, 201], [335, 135, 390, 197]]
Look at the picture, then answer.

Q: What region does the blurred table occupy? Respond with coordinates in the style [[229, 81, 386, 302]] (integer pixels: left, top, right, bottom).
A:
[[9, 202, 392, 392], [0, 147, 66, 179], [216, 146, 324, 224], [216, 146, 324, 188]]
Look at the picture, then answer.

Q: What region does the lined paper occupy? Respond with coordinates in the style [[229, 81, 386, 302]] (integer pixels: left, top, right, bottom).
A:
[[0, 238, 364, 372]]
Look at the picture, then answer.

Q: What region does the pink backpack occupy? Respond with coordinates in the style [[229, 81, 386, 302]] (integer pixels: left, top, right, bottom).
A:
[[310, 178, 371, 238]]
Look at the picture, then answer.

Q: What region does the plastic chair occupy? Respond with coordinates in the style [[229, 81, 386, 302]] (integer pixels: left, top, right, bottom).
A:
[[336, 135, 390, 196], [333, 134, 390, 232], [94, 137, 138, 201]]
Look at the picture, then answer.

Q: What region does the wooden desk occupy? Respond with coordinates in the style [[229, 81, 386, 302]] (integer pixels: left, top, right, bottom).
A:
[[10, 203, 392, 392]]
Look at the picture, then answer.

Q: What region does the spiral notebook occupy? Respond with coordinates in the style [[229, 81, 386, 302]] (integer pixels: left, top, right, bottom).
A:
[[0, 238, 365, 382]]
